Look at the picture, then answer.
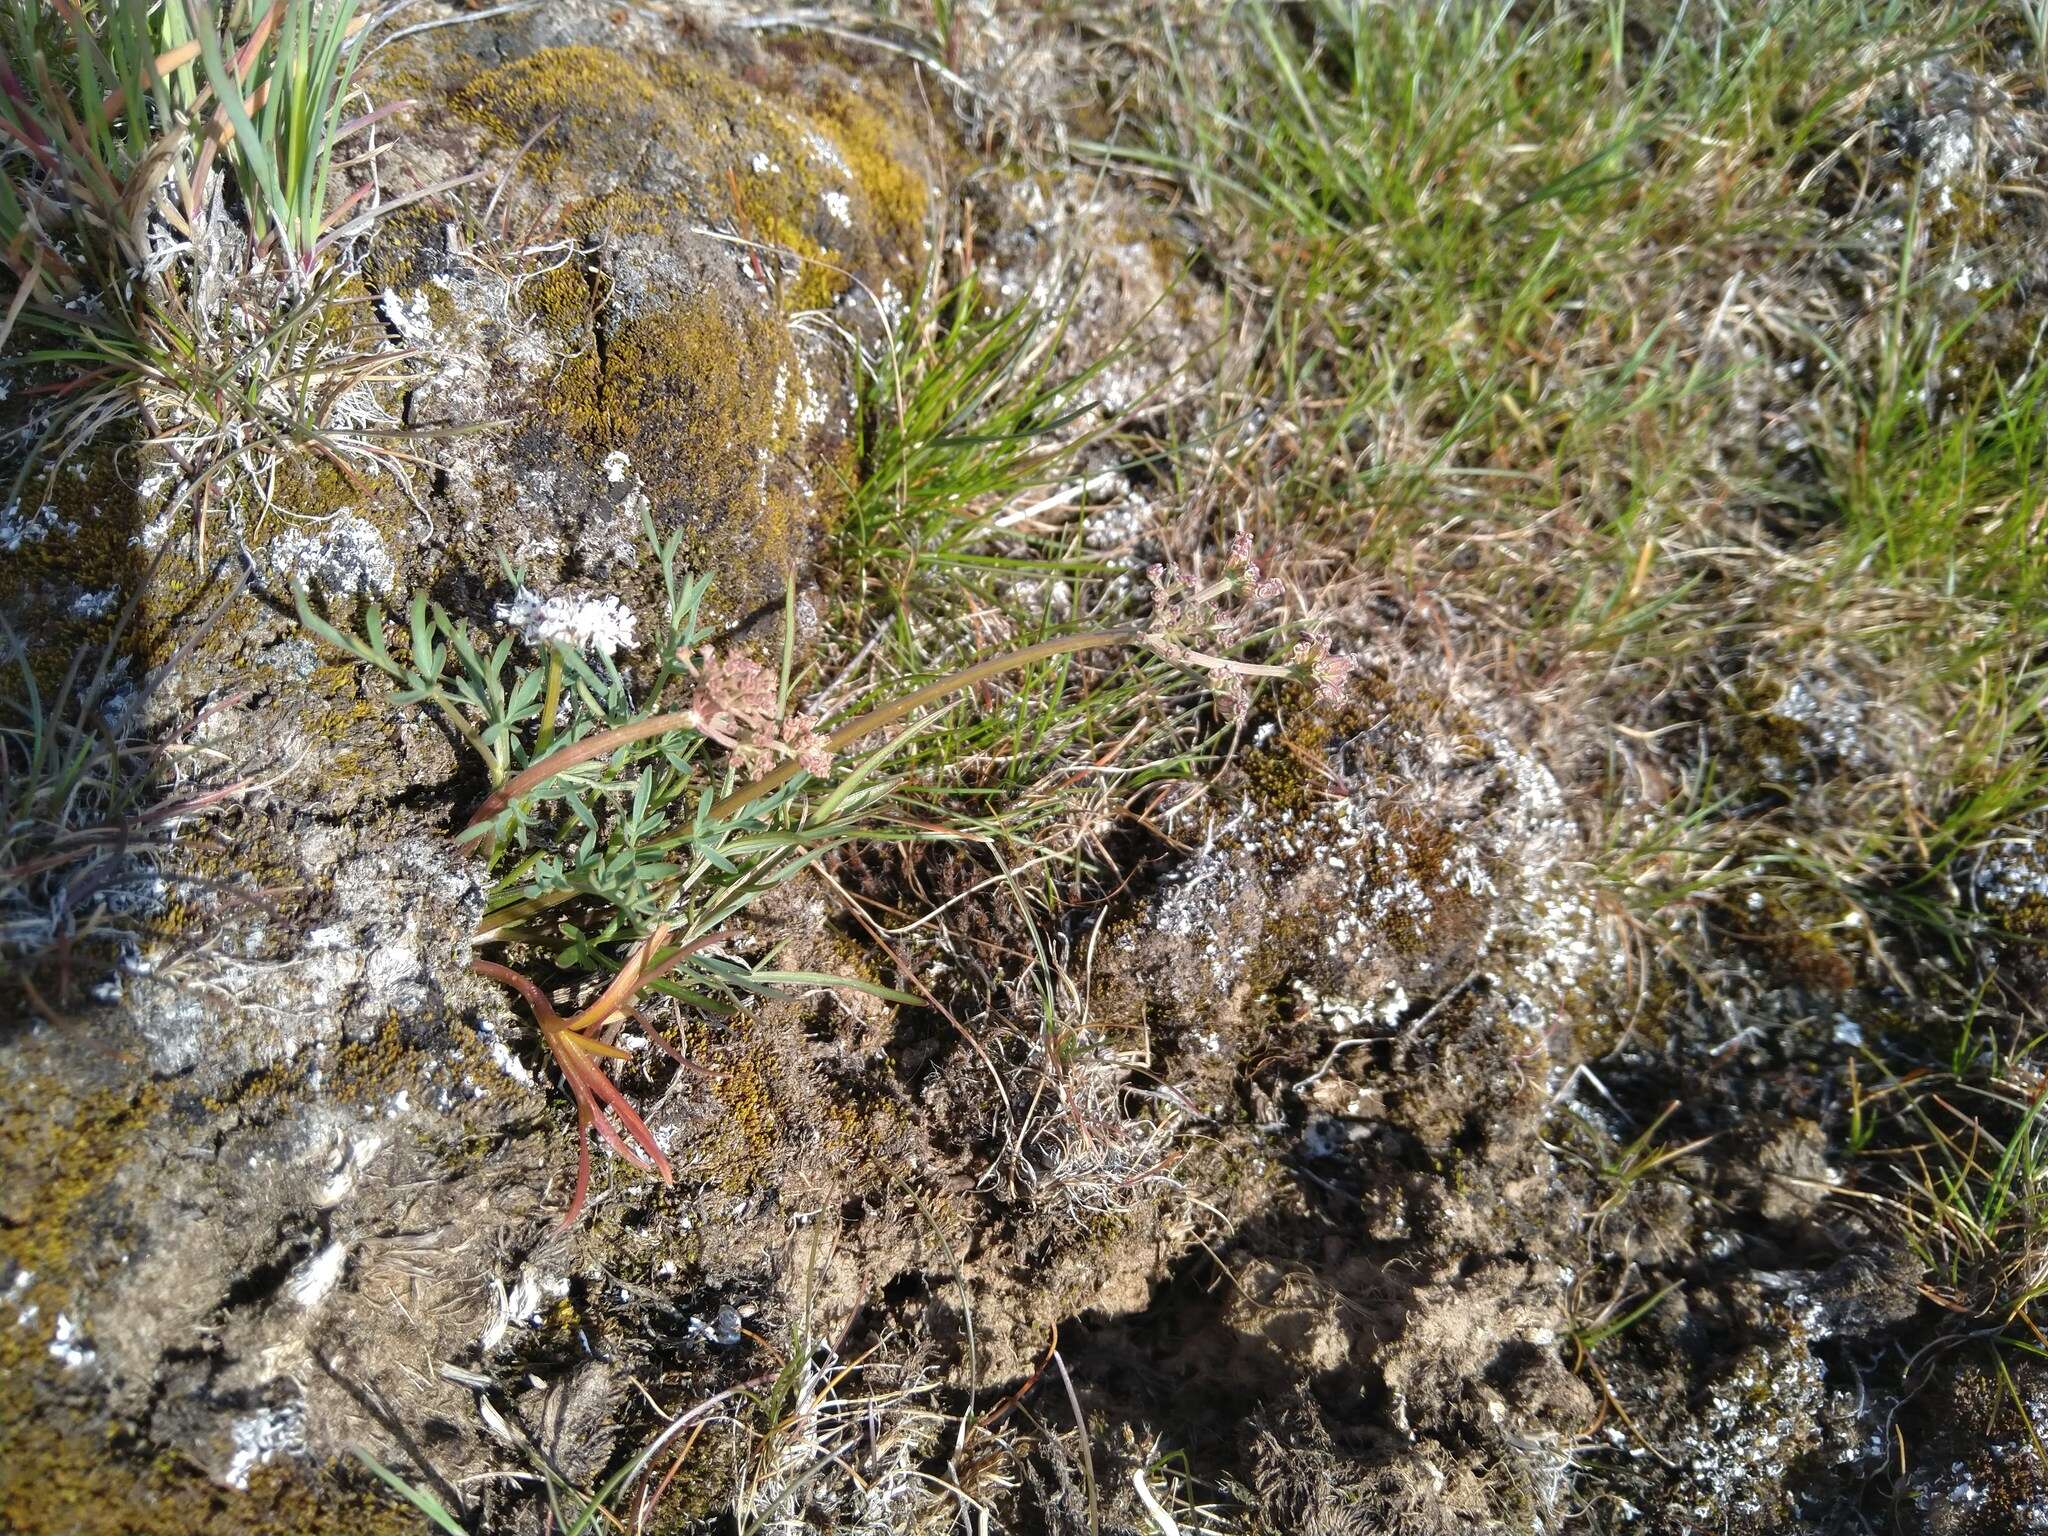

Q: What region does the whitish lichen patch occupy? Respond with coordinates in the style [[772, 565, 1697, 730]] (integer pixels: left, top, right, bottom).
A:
[[224, 1403, 306, 1490], [270, 513, 395, 599]]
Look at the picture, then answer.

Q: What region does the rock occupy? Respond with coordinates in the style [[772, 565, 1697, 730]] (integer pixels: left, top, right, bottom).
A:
[[0, 5, 947, 1522]]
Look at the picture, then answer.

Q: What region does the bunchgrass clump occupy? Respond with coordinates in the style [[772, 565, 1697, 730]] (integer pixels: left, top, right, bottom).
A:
[[822, 271, 1224, 843], [1837, 1021, 2048, 1451], [990, 1005, 1197, 1221], [0, 0, 423, 530], [722, 1323, 953, 1536], [1, 602, 247, 1011], [362, 1312, 975, 1536]]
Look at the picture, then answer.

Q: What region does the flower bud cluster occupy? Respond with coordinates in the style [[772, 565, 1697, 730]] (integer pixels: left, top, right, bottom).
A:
[[680, 647, 834, 778], [1142, 532, 1350, 718]]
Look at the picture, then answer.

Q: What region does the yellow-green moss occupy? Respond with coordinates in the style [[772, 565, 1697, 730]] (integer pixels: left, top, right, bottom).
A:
[[2001, 893, 2048, 938], [0, 1429, 419, 1536], [517, 260, 595, 339], [434, 38, 935, 616], [255, 386, 412, 546], [294, 659, 398, 784], [810, 83, 930, 251], [1976, 845, 2048, 939], [821, 1084, 907, 1167], [536, 290, 807, 604], [1242, 676, 1399, 816], [1724, 883, 1859, 993], [591, 1178, 707, 1272], [0, 447, 153, 693], [642, 53, 920, 305], [1720, 676, 1812, 788], [451, 45, 663, 178], [453, 43, 928, 317], [0, 1082, 157, 1334], [706, 1051, 784, 1190], [208, 1017, 422, 1117], [560, 186, 684, 245], [548, 295, 748, 451], [151, 798, 307, 941], [362, 200, 449, 297], [1375, 806, 1488, 960], [732, 194, 844, 312]]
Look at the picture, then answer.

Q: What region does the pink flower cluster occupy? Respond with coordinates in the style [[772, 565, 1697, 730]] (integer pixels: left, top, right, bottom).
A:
[[1291, 633, 1353, 707], [1145, 532, 1284, 646], [1142, 532, 1351, 718], [680, 648, 835, 779]]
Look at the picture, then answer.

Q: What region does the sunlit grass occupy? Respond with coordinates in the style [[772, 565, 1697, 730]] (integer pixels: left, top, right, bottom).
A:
[[822, 268, 1233, 838], [0, 0, 420, 524], [1091, 0, 2046, 979]]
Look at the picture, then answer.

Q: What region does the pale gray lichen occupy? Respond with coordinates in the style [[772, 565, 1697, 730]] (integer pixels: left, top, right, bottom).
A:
[[0, 500, 77, 551], [379, 286, 435, 346], [1658, 1324, 1828, 1529], [271, 511, 396, 598], [225, 1401, 307, 1490]]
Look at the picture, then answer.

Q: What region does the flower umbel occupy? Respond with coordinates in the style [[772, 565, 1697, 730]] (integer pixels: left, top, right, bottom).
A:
[[1139, 533, 1351, 719], [683, 648, 779, 757], [1142, 533, 1291, 719], [497, 588, 640, 658], [682, 647, 839, 779], [781, 714, 836, 777], [1292, 634, 1354, 707]]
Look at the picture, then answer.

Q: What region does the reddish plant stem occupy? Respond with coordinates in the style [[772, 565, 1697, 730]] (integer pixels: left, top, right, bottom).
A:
[[471, 957, 553, 1015], [459, 628, 1140, 851]]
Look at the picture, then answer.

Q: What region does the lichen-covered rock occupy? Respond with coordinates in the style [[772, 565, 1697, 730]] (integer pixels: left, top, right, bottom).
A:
[[1904, 1358, 2048, 1535], [1968, 822, 2048, 1007], [0, 5, 951, 1525], [1128, 658, 1596, 1045], [347, 8, 944, 627], [979, 177, 1244, 420]]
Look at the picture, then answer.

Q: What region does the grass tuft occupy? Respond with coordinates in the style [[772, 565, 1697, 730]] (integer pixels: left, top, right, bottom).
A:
[[1, 0, 422, 532], [1, 597, 249, 1011]]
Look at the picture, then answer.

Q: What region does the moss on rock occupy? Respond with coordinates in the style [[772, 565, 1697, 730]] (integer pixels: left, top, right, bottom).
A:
[[451, 41, 931, 316], [0, 1431, 418, 1536]]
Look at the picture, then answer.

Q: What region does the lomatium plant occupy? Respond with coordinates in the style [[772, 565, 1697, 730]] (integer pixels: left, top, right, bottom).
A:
[[298, 517, 1348, 1223]]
